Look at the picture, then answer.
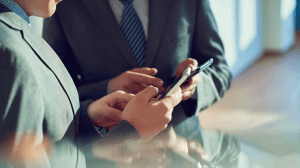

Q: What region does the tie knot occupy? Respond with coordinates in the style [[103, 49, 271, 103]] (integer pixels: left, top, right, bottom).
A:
[[119, 0, 133, 5]]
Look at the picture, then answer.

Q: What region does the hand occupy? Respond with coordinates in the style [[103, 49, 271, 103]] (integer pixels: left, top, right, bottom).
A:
[[108, 68, 164, 94], [93, 127, 183, 168], [141, 126, 188, 160], [87, 91, 135, 129], [122, 86, 182, 141], [140, 128, 208, 168], [92, 139, 169, 168], [0, 133, 54, 167], [92, 127, 207, 168], [175, 58, 200, 101], [187, 139, 208, 162]]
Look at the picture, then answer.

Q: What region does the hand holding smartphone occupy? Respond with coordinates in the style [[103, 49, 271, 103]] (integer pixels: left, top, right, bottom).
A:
[[159, 58, 213, 100], [159, 67, 191, 99]]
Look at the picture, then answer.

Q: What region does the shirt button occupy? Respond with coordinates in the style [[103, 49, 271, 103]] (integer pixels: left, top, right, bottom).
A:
[[77, 74, 81, 81]]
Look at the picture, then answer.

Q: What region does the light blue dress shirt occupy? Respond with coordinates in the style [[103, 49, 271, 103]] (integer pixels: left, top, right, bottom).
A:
[[0, 0, 30, 24]]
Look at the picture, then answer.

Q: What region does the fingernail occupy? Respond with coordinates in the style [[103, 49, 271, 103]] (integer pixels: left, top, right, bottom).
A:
[[156, 80, 163, 86], [154, 87, 159, 93]]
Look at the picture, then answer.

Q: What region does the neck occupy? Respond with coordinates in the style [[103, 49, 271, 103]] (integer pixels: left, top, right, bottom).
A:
[[13, 0, 31, 16]]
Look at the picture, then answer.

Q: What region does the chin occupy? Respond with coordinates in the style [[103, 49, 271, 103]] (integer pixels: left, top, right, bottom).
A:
[[32, 0, 60, 18], [33, 5, 57, 18]]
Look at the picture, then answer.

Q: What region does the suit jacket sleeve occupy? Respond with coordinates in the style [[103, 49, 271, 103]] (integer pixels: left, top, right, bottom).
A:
[[43, 14, 111, 100], [0, 47, 52, 167], [184, 0, 232, 117]]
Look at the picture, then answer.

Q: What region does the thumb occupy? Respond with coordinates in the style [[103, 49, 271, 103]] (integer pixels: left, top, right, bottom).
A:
[[131, 67, 158, 76], [136, 86, 159, 102], [103, 108, 123, 121], [108, 91, 135, 109], [93, 108, 123, 126]]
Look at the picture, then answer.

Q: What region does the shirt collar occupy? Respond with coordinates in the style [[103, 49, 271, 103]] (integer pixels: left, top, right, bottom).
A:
[[0, 0, 30, 24]]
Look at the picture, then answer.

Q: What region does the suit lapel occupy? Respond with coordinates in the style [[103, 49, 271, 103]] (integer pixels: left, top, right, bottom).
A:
[[79, 0, 139, 67], [21, 20, 80, 112], [144, 0, 171, 67]]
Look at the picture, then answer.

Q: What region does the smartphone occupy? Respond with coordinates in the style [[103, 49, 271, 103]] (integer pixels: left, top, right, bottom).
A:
[[183, 58, 214, 85], [159, 58, 214, 100], [159, 67, 191, 99]]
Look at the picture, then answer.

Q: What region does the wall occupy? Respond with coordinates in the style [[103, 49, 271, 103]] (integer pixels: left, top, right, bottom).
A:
[[264, 0, 296, 52], [210, 0, 264, 79], [296, 0, 300, 29], [210, 0, 296, 79], [30, 0, 296, 79]]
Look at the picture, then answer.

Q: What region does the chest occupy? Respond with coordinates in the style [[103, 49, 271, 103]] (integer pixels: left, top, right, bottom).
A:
[[24, 37, 80, 142]]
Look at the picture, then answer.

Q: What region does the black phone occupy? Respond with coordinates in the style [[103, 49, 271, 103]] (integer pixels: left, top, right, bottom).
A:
[[159, 66, 191, 99], [159, 58, 213, 100], [182, 58, 214, 85]]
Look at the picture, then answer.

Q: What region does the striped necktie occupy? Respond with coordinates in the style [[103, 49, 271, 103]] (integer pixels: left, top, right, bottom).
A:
[[120, 0, 146, 67]]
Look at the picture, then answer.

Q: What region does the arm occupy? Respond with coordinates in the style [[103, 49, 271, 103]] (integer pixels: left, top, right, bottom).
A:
[[185, 0, 232, 116], [0, 47, 51, 167]]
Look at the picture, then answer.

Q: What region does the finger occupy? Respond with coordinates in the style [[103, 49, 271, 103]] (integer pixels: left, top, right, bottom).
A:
[[182, 72, 200, 91], [161, 87, 182, 107], [185, 58, 198, 67], [108, 91, 135, 107], [128, 72, 164, 87], [181, 83, 197, 93], [101, 121, 120, 128], [157, 86, 166, 94], [187, 140, 208, 161], [182, 89, 195, 101], [186, 73, 200, 86], [131, 67, 158, 76], [93, 109, 123, 126], [135, 86, 159, 102], [176, 59, 198, 78], [156, 95, 162, 100], [150, 97, 158, 101], [124, 82, 148, 94], [174, 136, 188, 155]]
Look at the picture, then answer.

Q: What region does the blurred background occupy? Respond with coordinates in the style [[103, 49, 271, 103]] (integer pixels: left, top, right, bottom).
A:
[[30, 0, 300, 167]]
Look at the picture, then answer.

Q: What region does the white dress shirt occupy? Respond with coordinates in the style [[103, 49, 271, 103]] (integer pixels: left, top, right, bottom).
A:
[[108, 0, 149, 39], [101, 0, 149, 136]]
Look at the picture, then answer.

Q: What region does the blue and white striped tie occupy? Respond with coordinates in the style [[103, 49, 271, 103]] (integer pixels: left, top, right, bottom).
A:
[[120, 0, 146, 67]]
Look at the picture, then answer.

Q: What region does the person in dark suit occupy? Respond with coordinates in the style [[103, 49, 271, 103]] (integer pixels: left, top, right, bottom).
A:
[[43, 0, 240, 167], [0, 0, 184, 167]]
